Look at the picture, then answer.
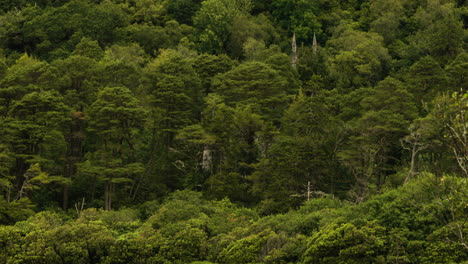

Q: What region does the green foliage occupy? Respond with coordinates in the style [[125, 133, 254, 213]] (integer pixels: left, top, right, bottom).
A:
[[192, 53, 235, 94], [446, 52, 468, 90], [339, 77, 418, 201], [22, 0, 128, 59], [193, 0, 253, 54], [120, 20, 192, 56], [327, 29, 390, 90], [408, 0, 464, 64], [405, 56, 448, 105], [167, 0, 201, 25], [99, 43, 146, 90], [0, 178, 465, 263], [0, 197, 34, 224], [303, 221, 387, 264], [366, 0, 406, 44], [144, 49, 201, 134], [421, 92, 468, 176], [0, 0, 466, 262], [217, 230, 273, 263], [52, 54, 100, 109], [88, 86, 145, 139], [212, 61, 289, 122], [72, 37, 103, 59]]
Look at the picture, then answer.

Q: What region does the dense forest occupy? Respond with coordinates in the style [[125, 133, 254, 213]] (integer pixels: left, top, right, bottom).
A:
[[0, 0, 467, 263]]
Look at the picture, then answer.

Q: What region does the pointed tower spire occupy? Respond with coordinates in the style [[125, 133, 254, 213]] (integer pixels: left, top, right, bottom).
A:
[[312, 32, 318, 54], [291, 32, 297, 67]]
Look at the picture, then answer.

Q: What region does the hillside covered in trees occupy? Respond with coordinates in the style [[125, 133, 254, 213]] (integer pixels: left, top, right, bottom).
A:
[[0, 0, 467, 263]]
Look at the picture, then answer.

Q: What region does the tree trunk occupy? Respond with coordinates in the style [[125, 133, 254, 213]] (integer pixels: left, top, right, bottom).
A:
[[291, 33, 297, 67], [89, 175, 96, 204], [405, 145, 418, 183], [104, 182, 110, 211], [63, 111, 85, 210], [6, 187, 10, 203], [202, 145, 213, 173], [63, 185, 69, 210]]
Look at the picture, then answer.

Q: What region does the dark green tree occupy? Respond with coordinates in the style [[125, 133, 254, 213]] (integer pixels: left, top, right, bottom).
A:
[[212, 61, 290, 123], [82, 86, 145, 210], [193, 0, 252, 54], [0, 90, 69, 202], [446, 52, 468, 91], [192, 53, 236, 94], [327, 29, 390, 91], [22, 0, 128, 58], [251, 92, 344, 213], [142, 49, 202, 190], [405, 56, 448, 107], [339, 77, 418, 201]]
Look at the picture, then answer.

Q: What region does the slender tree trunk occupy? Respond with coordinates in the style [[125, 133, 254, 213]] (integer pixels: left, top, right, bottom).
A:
[[63, 111, 85, 210], [104, 182, 110, 211], [63, 185, 69, 210], [376, 173, 382, 190], [14, 158, 27, 198], [202, 145, 213, 173], [6, 187, 10, 203], [405, 145, 418, 183], [291, 33, 297, 67], [132, 177, 142, 201], [110, 183, 114, 210], [401, 133, 428, 183]]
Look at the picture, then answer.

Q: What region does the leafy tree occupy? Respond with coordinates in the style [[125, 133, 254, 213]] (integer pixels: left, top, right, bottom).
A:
[[446, 52, 468, 91], [251, 93, 346, 213], [7, 211, 63, 263], [72, 37, 103, 59], [408, 0, 464, 64], [52, 54, 100, 111], [193, 0, 252, 54], [120, 20, 192, 56], [82, 86, 145, 210], [0, 197, 34, 225], [161, 224, 208, 262], [144, 48, 201, 138], [0, 145, 13, 201], [217, 230, 273, 264], [405, 56, 448, 107], [366, 0, 406, 44], [99, 43, 147, 91], [1, 90, 69, 201], [0, 54, 56, 116], [269, 0, 323, 43], [0, 2, 466, 260], [0, 6, 42, 55], [127, 0, 170, 25], [303, 221, 387, 264], [142, 49, 202, 189], [176, 95, 232, 186], [16, 163, 69, 200], [192, 53, 236, 94], [50, 43, 104, 209], [227, 14, 278, 58], [199, 101, 264, 203], [252, 44, 301, 94], [296, 44, 328, 83], [212, 61, 289, 123], [423, 92, 468, 176], [22, 0, 128, 58], [339, 77, 418, 201], [327, 29, 390, 91], [167, 0, 202, 25]]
